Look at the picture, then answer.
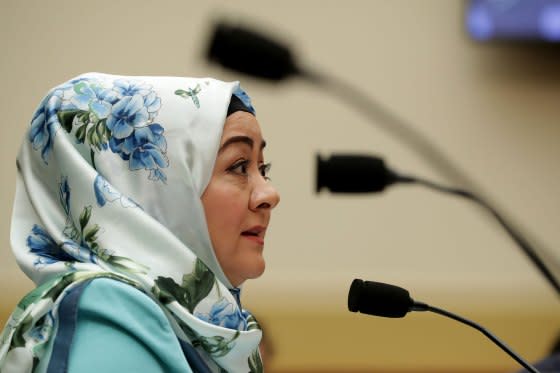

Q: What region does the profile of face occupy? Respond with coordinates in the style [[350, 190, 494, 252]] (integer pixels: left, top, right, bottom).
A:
[[201, 111, 280, 287]]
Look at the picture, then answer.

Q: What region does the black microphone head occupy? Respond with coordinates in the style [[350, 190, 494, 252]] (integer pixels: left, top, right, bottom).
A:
[[348, 279, 413, 318], [316, 153, 397, 194], [207, 22, 299, 81]]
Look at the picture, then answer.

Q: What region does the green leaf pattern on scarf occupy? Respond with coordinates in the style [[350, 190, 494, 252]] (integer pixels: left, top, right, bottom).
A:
[[248, 349, 263, 373], [153, 258, 215, 313], [193, 331, 241, 358], [175, 83, 202, 108], [56, 176, 149, 274], [0, 271, 143, 366]]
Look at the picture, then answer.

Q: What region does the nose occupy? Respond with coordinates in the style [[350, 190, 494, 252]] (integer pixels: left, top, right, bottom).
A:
[[250, 177, 280, 211]]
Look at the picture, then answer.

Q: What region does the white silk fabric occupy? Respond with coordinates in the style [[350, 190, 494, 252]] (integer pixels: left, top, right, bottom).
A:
[[0, 73, 263, 373]]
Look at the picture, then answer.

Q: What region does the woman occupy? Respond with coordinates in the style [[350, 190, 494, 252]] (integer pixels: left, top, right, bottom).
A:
[[0, 72, 279, 372]]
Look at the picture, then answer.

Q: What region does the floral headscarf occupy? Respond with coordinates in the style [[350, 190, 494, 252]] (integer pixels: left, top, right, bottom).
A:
[[0, 73, 263, 372]]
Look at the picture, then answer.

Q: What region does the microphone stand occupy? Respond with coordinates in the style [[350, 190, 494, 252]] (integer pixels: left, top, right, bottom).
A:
[[396, 173, 560, 296], [349, 279, 542, 372], [413, 301, 541, 373], [300, 69, 476, 190], [305, 68, 559, 297], [205, 21, 559, 297]]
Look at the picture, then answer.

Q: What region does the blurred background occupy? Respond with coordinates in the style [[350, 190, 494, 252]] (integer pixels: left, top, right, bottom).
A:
[[1, 1, 559, 372]]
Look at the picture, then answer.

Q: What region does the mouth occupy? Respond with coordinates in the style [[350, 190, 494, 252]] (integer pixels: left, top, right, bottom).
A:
[[241, 226, 266, 245]]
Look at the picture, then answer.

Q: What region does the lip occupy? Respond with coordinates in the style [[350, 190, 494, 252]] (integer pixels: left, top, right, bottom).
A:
[[242, 235, 265, 245], [241, 225, 266, 246]]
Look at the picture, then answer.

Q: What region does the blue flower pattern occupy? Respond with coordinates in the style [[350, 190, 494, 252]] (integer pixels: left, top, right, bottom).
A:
[[60, 240, 99, 264], [27, 175, 146, 270], [195, 297, 247, 330], [107, 94, 150, 139], [113, 79, 161, 119], [113, 79, 151, 97], [93, 175, 139, 208], [29, 91, 63, 163], [27, 225, 75, 268], [109, 123, 168, 182], [71, 81, 118, 120], [28, 77, 168, 182], [58, 177, 102, 265]]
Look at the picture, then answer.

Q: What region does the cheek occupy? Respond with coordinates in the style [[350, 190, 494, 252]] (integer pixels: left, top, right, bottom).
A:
[[202, 184, 248, 242]]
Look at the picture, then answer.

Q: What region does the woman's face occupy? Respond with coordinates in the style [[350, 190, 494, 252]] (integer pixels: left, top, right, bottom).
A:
[[201, 111, 280, 287]]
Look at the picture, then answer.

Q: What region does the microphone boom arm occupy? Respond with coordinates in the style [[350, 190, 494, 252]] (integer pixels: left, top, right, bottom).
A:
[[414, 302, 541, 373], [399, 174, 560, 296], [301, 68, 478, 189]]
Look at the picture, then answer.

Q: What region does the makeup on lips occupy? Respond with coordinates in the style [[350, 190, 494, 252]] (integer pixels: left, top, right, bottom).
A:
[[241, 226, 266, 245]]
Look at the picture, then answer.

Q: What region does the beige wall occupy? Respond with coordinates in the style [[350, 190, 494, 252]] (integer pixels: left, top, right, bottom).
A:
[[1, 1, 559, 372]]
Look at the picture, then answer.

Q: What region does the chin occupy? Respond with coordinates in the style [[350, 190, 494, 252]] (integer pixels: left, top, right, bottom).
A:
[[227, 257, 266, 287], [241, 258, 266, 283], [247, 257, 266, 279]]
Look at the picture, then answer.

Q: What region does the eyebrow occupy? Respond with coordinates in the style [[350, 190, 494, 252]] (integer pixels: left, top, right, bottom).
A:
[[218, 136, 267, 153]]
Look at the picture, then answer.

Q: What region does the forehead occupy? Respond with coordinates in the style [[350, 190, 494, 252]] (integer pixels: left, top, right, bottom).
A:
[[221, 112, 263, 143]]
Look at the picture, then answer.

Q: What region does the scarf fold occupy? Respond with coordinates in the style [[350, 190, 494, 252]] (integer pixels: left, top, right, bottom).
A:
[[1, 72, 263, 373]]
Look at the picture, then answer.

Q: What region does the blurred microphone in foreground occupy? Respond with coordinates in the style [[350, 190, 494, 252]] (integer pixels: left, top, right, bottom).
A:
[[348, 279, 542, 373]]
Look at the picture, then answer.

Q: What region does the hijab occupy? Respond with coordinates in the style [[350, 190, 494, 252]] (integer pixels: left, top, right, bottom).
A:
[[0, 72, 263, 372]]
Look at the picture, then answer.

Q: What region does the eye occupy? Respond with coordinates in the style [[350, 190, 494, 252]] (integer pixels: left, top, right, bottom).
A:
[[260, 163, 272, 180], [227, 159, 249, 175]]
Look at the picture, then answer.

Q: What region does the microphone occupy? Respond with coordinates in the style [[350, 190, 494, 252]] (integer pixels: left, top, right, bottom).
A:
[[317, 153, 560, 297], [204, 21, 478, 190], [206, 22, 300, 81], [347, 278, 416, 318], [348, 279, 541, 373], [316, 153, 402, 194], [205, 22, 559, 296]]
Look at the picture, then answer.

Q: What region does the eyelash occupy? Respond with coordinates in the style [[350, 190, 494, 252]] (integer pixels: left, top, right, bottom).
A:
[[228, 160, 272, 180]]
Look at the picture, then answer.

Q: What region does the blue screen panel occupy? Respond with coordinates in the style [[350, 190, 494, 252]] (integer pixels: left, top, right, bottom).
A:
[[466, 0, 560, 42]]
